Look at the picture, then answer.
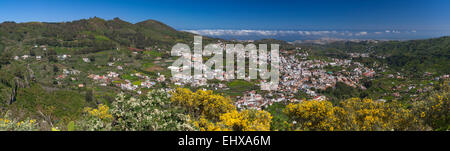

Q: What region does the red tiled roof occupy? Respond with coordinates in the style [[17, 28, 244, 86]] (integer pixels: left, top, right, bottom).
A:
[[128, 47, 144, 52]]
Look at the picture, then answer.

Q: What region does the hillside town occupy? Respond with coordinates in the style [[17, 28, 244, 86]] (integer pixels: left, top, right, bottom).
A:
[[164, 45, 379, 110], [234, 49, 378, 110], [11, 42, 447, 111]]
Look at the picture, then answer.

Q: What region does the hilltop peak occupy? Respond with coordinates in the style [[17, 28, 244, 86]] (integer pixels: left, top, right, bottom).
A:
[[136, 19, 176, 31], [136, 19, 161, 24], [87, 16, 107, 23], [112, 17, 126, 23]]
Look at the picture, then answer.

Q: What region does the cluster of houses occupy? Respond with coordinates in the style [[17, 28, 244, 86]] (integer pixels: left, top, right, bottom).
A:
[[58, 54, 71, 60], [277, 52, 374, 96], [235, 49, 377, 110], [55, 68, 81, 81], [168, 47, 227, 87], [16, 54, 71, 61], [88, 72, 119, 85], [88, 71, 167, 93], [235, 90, 266, 110], [348, 53, 370, 58], [166, 45, 380, 110], [14, 55, 42, 61]]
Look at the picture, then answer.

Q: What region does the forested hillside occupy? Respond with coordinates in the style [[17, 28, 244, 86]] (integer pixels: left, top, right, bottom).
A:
[[298, 37, 450, 75], [0, 17, 210, 124]]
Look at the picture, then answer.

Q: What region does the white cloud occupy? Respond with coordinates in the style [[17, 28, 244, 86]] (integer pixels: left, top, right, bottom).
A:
[[183, 29, 402, 38], [355, 31, 368, 36], [185, 30, 280, 36], [184, 29, 359, 36]]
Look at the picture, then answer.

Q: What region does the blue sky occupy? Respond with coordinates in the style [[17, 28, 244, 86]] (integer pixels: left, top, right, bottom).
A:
[[1, 0, 449, 40]]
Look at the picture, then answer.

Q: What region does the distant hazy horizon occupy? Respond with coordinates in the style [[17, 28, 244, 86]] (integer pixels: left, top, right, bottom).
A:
[[1, 0, 449, 41], [1, 17, 448, 41], [182, 29, 450, 41]]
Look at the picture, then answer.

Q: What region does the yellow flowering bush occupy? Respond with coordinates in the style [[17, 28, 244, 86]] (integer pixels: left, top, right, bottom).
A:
[[0, 112, 39, 131], [0, 118, 11, 124], [84, 104, 113, 120], [340, 98, 422, 131], [171, 88, 272, 131], [284, 98, 425, 131], [194, 110, 272, 131], [284, 100, 346, 131], [218, 110, 272, 131], [76, 104, 113, 131], [412, 83, 449, 130], [171, 88, 235, 120], [193, 116, 225, 131]]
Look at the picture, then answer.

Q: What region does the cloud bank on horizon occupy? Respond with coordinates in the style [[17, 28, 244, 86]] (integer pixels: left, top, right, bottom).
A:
[[183, 29, 436, 41]]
